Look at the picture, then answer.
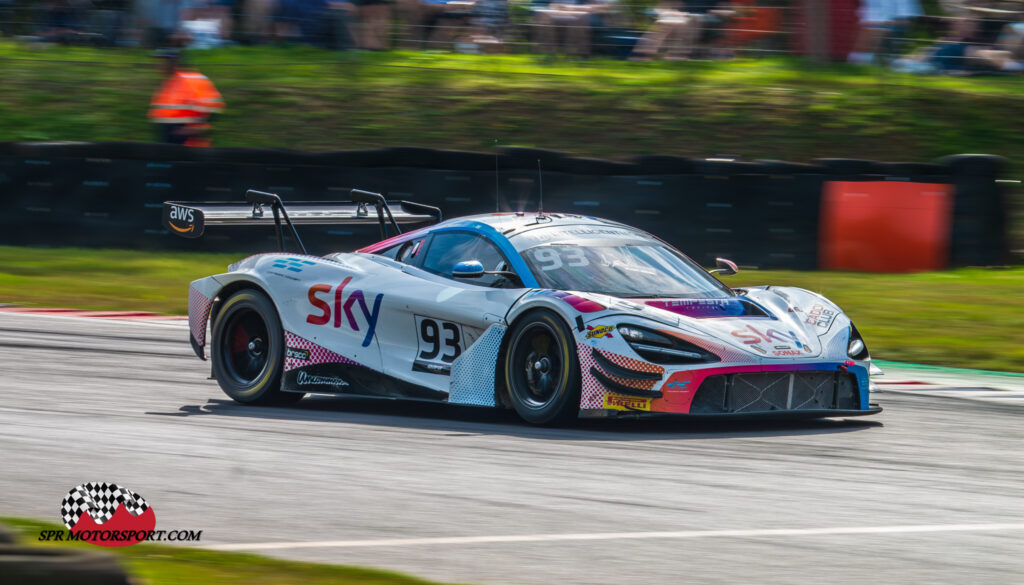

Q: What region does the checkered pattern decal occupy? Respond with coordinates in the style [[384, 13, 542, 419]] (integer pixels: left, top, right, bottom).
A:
[[579, 346, 665, 409], [188, 286, 213, 349], [449, 324, 506, 407], [61, 482, 149, 529], [284, 331, 361, 371]]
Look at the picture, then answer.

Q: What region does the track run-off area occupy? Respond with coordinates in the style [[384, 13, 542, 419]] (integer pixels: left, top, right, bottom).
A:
[[1, 311, 1022, 585]]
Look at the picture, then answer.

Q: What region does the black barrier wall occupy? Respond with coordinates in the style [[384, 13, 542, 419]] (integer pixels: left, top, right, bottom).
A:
[[0, 142, 1008, 269]]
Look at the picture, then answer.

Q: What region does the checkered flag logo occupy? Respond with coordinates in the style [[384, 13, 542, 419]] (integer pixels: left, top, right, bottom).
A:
[[61, 482, 150, 530]]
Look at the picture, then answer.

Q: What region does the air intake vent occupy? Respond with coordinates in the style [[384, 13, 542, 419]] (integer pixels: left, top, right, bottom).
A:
[[691, 371, 859, 414]]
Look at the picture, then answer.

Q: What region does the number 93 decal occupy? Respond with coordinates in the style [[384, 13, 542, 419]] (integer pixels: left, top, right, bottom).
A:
[[413, 316, 464, 375], [530, 247, 588, 271]]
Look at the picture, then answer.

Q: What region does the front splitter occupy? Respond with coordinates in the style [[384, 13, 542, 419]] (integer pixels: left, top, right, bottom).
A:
[[579, 405, 883, 420]]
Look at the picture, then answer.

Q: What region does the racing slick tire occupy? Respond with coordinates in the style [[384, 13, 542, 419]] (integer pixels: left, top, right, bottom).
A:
[[503, 309, 581, 425], [211, 289, 302, 406]]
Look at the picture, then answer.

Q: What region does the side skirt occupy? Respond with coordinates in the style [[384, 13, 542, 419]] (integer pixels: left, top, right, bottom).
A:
[[282, 362, 450, 402]]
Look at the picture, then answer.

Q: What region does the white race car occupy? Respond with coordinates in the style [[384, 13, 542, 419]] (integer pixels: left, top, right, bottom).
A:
[[166, 190, 881, 425]]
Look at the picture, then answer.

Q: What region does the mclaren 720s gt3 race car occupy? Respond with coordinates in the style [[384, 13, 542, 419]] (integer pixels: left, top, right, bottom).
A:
[[165, 189, 881, 425]]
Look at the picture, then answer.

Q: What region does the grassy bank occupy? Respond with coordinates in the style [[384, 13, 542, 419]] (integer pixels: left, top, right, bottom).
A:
[[2, 43, 1024, 170], [1, 518, 446, 585], [1, 246, 1021, 371], [0, 246, 239, 314]]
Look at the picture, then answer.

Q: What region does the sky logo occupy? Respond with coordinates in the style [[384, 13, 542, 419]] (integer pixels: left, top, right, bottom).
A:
[[272, 258, 316, 273], [665, 380, 690, 390]]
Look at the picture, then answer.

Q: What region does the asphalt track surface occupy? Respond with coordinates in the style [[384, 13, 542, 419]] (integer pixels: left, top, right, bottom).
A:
[[1, 312, 1022, 585]]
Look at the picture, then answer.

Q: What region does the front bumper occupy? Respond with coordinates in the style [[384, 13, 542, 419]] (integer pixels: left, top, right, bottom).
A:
[[580, 405, 883, 420]]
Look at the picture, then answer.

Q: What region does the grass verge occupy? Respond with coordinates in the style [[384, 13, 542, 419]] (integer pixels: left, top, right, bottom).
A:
[[1, 517, 446, 585], [2, 43, 1024, 169], [1, 245, 1021, 371], [0, 246, 239, 314]]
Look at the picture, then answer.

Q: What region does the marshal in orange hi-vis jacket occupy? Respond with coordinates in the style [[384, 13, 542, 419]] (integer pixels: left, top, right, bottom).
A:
[[149, 68, 224, 147]]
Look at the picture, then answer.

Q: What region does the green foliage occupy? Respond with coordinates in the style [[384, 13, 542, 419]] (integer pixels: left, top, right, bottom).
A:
[[0, 246, 241, 314], [1, 42, 1023, 173]]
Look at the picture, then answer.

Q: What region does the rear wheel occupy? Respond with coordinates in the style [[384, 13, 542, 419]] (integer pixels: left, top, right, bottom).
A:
[[503, 310, 581, 425], [211, 289, 302, 405]]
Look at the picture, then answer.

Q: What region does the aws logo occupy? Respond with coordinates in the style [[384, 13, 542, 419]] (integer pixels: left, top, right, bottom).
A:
[[163, 203, 203, 238], [306, 278, 383, 347], [167, 204, 194, 225]]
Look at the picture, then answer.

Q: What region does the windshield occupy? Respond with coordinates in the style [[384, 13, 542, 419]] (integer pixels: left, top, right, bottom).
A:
[[521, 242, 732, 298]]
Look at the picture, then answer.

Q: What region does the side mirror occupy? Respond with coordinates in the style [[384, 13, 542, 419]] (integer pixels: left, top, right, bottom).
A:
[[452, 260, 485, 278], [710, 257, 738, 276]]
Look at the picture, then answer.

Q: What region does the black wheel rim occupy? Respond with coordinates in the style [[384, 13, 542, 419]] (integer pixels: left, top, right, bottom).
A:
[[222, 308, 270, 385], [510, 322, 563, 408]]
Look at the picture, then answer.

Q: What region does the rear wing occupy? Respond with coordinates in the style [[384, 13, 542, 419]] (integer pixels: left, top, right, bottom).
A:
[[163, 189, 441, 254]]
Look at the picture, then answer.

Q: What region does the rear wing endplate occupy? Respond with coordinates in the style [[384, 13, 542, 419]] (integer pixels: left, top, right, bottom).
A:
[[163, 189, 440, 254]]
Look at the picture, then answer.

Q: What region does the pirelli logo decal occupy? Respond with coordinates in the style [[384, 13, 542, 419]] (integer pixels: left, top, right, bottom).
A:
[[603, 394, 652, 412]]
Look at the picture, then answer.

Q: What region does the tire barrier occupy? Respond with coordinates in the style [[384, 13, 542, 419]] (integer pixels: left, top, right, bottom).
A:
[[0, 523, 15, 544], [0, 142, 1008, 269], [0, 545, 132, 585]]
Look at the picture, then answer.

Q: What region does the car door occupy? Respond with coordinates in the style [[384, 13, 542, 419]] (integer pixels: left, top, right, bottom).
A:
[[373, 230, 528, 394]]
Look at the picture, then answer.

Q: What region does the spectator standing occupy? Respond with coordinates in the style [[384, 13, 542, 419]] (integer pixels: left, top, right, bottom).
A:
[[532, 0, 620, 57], [848, 0, 922, 64], [682, 0, 735, 57], [243, 0, 278, 43], [997, 9, 1024, 61], [420, 0, 478, 48], [90, 0, 131, 46], [471, 0, 508, 48], [326, 1, 358, 50], [351, 0, 393, 49], [37, 0, 85, 44], [135, 0, 192, 46], [632, 1, 700, 59], [891, 2, 1023, 74], [149, 51, 225, 147], [182, 0, 236, 46]]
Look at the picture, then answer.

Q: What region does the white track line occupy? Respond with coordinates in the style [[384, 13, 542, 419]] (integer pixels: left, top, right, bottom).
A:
[[0, 311, 188, 329], [206, 523, 1024, 551]]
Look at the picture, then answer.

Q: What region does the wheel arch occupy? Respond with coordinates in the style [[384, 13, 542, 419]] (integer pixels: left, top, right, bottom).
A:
[[193, 274, 281, 362], [494, 304, 580, 409], [207, 279, 300, 406], [209, 277, 276, 328]]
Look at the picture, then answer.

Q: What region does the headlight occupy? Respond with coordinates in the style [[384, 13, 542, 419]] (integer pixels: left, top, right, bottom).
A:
[[847, 324, 870, 360], [848, 338, 864, 357], [617, 325, 674, 346], [617, 324, 719, 365]]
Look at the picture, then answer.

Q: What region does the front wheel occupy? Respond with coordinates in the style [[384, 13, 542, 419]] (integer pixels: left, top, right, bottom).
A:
[[503, 310, 581, 425], [210, 289, 302, 406]]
